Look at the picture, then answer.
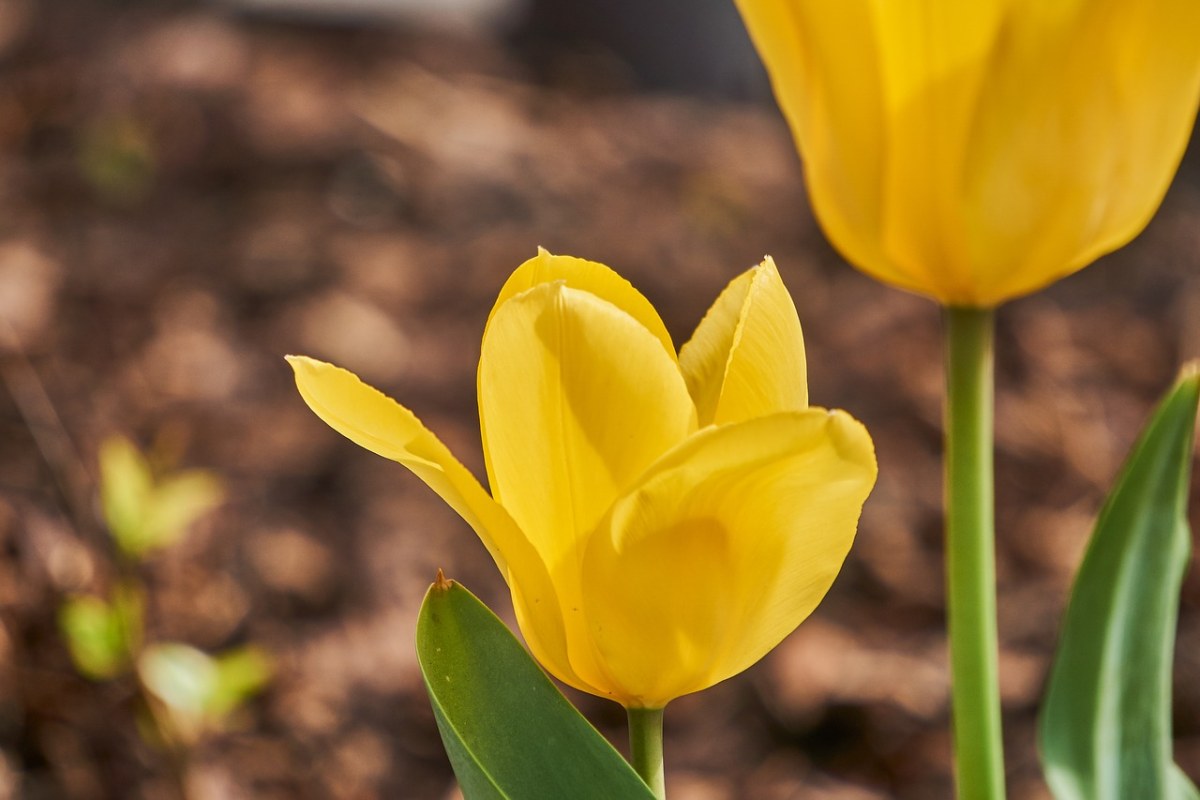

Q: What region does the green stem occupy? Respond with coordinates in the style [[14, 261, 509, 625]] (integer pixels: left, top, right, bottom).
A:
[[627, 707, 666, 799], [943, 306, 1006, 800]]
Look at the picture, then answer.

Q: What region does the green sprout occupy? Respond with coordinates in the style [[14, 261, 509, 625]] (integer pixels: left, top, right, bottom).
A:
[[57, 434, 270, 799]]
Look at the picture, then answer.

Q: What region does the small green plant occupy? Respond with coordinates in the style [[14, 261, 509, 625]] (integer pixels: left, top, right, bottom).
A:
[[58, 435, 270, 796]]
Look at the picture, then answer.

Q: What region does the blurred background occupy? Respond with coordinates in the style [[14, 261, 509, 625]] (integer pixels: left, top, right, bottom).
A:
[[1, 0, 1198, 797]]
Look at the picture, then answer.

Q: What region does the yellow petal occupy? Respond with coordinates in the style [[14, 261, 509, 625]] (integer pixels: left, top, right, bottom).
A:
[[679, 257, 807, 426], [478, 283, 697, 689], [959, 0, 1200, 304], [733, 0, 897, 290], [486, 249, 676, 359], [735, 0, 1200, 306], [579, 409, 876, 708], [286, 355, 584, 688]]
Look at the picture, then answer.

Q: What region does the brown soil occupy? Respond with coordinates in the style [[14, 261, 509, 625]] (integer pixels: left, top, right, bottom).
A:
[[1, 2, 1198, 798]]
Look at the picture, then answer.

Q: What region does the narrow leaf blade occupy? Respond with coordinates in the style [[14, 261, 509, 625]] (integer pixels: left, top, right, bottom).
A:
[[416, 577, 655, 800], [1039, 368, 1200, 800]]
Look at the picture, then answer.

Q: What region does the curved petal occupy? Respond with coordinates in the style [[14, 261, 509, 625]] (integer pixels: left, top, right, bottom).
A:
[[736, 0, 1200, 307], [679, 257, 807, 426], [733, 0, 899, 291], [486, 249, 676, 359], [478, 283, 697, 689], [579, 409, 876, 708], [288, 357, 506, 557], [286, 356, 585, 689], [959, 0, 1200, 305]]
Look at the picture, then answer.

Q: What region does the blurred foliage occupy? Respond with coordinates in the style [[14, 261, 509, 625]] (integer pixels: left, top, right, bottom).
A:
[[76, 114, 157, 205], [57, 434, 270, 780], [139, 643, 273, 747], [58, 589, 141, 680], [99, 434, 224, 559]]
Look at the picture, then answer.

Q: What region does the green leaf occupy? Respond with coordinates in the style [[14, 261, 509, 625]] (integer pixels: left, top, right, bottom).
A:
[[58, 595, 129, 680], [1039, 366, 1200, 800], [99, 435, 154, 555], [207, 645, 272, 719], [140, 470, 224, 553], [98, 435, 223, 558], [416, 576, 656, 800], [1173, 766, 1200, 800], [137, 642, 271, 745], [139, 642, 218, 741]]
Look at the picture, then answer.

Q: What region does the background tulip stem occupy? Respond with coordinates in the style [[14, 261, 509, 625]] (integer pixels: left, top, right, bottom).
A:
[[627, 707, 666, 798], [943, 306, 1007, 800]]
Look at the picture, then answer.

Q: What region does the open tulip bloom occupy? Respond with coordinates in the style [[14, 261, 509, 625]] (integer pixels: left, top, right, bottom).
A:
[[732, 2, 1200, 798], [289, 251, 876, 792]]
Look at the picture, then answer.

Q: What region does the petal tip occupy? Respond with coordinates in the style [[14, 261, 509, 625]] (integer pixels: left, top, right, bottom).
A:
[[285, 354, 335, 383], [824, 409, 879, 477], [284, 353, 310, 376]]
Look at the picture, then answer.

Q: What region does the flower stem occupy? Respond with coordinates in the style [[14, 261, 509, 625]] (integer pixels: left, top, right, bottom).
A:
[[627, 707, 666, 799], [943, 306, 1006, 800]]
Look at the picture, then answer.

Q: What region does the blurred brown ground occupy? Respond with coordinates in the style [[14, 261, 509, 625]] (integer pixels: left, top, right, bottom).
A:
[[0, 1, 1198, 798]]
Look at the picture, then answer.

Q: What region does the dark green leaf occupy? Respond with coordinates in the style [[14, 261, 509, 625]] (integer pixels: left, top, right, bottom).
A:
[[1040, 367, 1200, 800], [416, 576, 655, 800]]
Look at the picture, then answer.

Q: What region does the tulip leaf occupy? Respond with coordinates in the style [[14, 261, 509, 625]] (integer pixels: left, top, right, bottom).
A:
[[1174, 766, 1200, 800], [416, 577, 655, 800], [1040, 368, 1200, 800]]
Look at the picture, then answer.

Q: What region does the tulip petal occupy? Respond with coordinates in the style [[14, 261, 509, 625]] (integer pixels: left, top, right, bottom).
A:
[[679, 257, 807, 426], [478, 283, 697, 688], [960, 0, 1200, 303], [737, 0, 1200, 306], [286, 356, 585, 689], [733, 0, 899, 289], [486, 249, 676, 359], [579, 410, 876, 708]]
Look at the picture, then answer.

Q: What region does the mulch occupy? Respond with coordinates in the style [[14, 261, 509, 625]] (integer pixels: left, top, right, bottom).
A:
[[1, 2, 1198, 797]]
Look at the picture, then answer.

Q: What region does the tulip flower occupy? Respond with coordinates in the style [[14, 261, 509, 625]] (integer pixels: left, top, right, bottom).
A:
[[288, 251, 876, 715], [734, 0, 1200, 307], [733, 5, 1200, 798]]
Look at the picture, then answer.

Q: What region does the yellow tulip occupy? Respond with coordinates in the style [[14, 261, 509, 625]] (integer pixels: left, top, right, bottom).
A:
[[734, 0, 1200, 307], [288, 251, 876, 708]]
